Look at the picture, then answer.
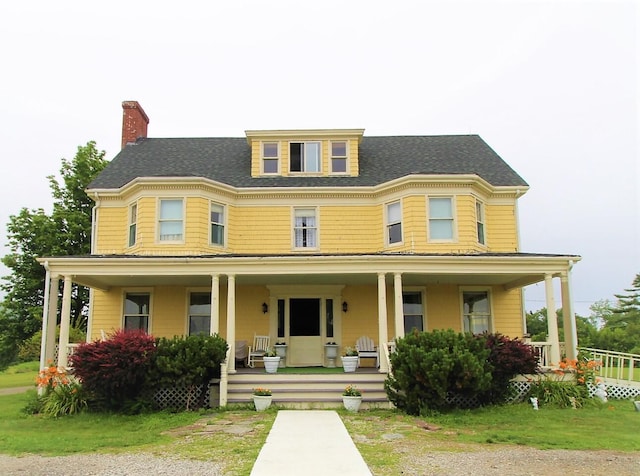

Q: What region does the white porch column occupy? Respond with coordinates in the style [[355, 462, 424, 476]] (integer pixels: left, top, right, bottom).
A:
[[377, 273, 389, 373], [210, 274, 220, 335], [561, 271, 578, 360], [44, 274, 60, 365], [39, 269, 51, 369], [545, 274, 561, 365], [393, 273, 404, 340], [56, 275, 73, 369], [226, 274, 236, 373]]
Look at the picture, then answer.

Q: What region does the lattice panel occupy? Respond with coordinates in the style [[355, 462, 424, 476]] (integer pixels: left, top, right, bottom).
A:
[[154, 386, 210, 410], [588, 382, 640, 400]]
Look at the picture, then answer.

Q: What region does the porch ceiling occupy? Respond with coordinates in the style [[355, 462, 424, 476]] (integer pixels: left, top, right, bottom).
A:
[[39, 253, 580, 291]]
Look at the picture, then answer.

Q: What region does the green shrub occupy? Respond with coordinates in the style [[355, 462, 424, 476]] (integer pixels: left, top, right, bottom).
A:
[[528, 378, 588, 408], [18, 327, 86, 362], [385, 329, 492, 414], [41, 379, 88, 417], [147, 334, 228, 410]]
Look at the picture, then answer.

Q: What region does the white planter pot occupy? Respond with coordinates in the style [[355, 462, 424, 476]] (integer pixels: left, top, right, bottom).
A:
[[342, 395, 362, 412], [341, 355, 358, 372], [263, 356, 281, 373], [253, 395, 272, 411], [325, 345, 339, 359]]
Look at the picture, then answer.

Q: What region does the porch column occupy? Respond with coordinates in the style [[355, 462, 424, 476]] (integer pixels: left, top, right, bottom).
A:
[[44, 274, 60, 365], [377, 273, 389, 373], [56, 275, 72, 369], [210, 274, 220, 335], [544, 274, 561, 365], [393, 273, 404, 340], [226, 274, 236, 373], [561, 271, 578, 360]]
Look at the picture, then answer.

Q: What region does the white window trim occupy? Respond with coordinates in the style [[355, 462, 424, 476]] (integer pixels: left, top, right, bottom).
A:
[[459, 287, 494, 334], [261, 141, 280, 175], [292, 206, 319, 251], [289, 141, 322, 174], [186, 289, 212, 336], [122, 289, 153, 333], [385, 200, 403, 247], [128, 201, 138, 248], [329, 140, 349, 175], [402, 287, 427, 335], [157, 198, 185, 244], [475, 198, 486, 246], [210, 201, 226, 247], [427, 195, 457, 242]]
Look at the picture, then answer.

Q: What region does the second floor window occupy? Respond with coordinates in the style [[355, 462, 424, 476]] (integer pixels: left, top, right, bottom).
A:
[[211, 202, 225, 246], [294, 208, 317, 248], [331, 141, 347, 173], [429, 197, 454, 241], [262, 142, 279, 174], [128, 202, 137, 247], [158, 199, 184, 242], [386, 201, 402, 245], [476, 200, 485, 245], [124, 292, 150, 332], [290, 142, 321, 173]]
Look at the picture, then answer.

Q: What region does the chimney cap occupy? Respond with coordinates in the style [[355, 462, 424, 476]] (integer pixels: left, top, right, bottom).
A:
[[122, 100, 149, 123]]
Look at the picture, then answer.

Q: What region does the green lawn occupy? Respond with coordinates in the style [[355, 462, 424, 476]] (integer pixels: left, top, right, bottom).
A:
[[0, 361, 39, 389]]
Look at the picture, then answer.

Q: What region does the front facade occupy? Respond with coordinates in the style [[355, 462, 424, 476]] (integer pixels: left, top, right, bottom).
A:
[[40, 101, 581, 373]]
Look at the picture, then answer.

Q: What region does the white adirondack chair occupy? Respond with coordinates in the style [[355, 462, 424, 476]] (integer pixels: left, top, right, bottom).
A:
[[247, 335, 270, 368], [355, 335, 378, 368]]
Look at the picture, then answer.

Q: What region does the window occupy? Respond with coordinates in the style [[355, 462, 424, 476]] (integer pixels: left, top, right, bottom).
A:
[[124, 293, 150, 332], [290, 142, 321, 172], [429, 197, 454, 240], [462, 291, 491, 334], [211, 202, 225, 246], [262, 142, 279, 174], [330, 141, 347, 173], [294, 208, 317, 249], [128, 202, 137, 247], [326, 298, 334, 338], [403, 291, 424, 335], [189, 292, 211, 336], [386, 201, 402, 245], [158, 199, 184, 241], [476, 199, 485, 245]]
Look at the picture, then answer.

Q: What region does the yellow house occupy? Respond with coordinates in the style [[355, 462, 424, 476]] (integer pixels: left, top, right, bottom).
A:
[[39, 101, 580, 378]]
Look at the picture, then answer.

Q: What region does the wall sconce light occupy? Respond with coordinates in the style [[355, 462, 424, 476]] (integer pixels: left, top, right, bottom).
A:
[[262, 302, 269, 314], [342, 301, 348, 313]]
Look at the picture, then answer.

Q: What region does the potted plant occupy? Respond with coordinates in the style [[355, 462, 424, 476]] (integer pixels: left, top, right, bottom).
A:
[[342, 384, 362, 412], [341, 346, 359, 372], [263, 347, 281, 373], [252, 387, 272, 411]]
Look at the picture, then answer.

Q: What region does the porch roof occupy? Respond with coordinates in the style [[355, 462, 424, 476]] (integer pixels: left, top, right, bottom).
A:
[[39, 252, 580, 291]]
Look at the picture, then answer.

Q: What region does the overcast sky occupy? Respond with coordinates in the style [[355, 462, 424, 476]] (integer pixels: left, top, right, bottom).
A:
[[0, 0, 637, 317]]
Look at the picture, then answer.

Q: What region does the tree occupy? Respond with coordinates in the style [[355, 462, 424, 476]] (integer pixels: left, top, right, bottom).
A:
[[0, 142, 107, 368]]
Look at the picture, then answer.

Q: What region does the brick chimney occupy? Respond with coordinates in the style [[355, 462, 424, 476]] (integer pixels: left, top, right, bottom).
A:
[[121, 101, 149, 149]]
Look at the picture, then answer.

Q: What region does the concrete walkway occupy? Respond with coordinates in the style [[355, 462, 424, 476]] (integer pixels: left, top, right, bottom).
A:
[[250, 410, 372, 476]]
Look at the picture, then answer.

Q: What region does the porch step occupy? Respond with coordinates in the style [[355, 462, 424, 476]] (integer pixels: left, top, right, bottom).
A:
[[226, 371, 391, 409]]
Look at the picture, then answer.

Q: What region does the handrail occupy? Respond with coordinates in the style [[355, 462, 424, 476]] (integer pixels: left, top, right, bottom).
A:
[[579, 347, 640, 383]]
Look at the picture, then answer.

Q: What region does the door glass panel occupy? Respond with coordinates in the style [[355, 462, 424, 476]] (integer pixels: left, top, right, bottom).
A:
[[290, 298, 320, 336]]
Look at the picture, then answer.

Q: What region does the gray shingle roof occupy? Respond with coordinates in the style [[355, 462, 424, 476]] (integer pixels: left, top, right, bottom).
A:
[[87, 135, 528, 190]]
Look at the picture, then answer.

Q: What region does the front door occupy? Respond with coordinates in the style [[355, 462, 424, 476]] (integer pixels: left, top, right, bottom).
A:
[[288, 298, 323, 366]]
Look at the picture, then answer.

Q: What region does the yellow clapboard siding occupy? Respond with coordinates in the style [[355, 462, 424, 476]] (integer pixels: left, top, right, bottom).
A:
[[95, 208, 127, 253], [320, 206, 382, 252], [486, 204, 518, 252]]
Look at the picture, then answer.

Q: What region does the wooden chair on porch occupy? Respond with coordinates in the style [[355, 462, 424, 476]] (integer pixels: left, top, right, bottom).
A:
[[247, 335, 270, 368], [355, 335, 378, 368]]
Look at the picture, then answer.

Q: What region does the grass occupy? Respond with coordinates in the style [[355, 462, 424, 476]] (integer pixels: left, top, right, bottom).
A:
[[276, 366, 346, 374], [0, 361, 39, 389]]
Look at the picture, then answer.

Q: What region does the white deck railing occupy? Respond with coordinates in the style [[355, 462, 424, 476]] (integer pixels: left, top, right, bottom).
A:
[[579, 347, 640, 385]]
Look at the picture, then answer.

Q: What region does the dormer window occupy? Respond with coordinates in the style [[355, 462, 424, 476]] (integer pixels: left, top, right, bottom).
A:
[[262, 142, 279, 174], [331, 141, 347, 173], [290, 142, 321, 173]]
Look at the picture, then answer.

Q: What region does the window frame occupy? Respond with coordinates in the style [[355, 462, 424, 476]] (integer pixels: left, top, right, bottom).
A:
[[123, 291, 151, 333], [128, 201, 138, 247], [427, 196, 456, 242], [402, 288, 426, 336], [289, 141, 322, 173], [157, 198, 185, 243], [330, 141, 348, 174], [210, 201, 226, 247], [460, 288, 493, 334], [188, 291, 211, 336], [475, 198, 486, 246], [292, 207, 319, 250], [262, 141, 280, 175], [386, 200, 403, 246]]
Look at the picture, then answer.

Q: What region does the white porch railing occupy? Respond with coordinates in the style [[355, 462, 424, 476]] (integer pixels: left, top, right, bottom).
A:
[[219, 346, 232, 407], [527, 341, 567, 368], [579, 347, 640, 386]]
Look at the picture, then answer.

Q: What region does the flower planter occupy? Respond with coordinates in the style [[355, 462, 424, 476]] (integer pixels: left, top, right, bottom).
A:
[[263, 356, 281, 373], [342, 395, 362, 412], [325, 344, 339, 368], [253, 395, 272, 411], [274, 345, 287, 367], [341, 355, 358, 373]]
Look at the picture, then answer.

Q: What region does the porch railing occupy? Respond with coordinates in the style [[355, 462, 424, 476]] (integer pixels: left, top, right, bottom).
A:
[[579, 347, 640, 385], [527, 341, 566, 368], [219, 346, 232, 407]]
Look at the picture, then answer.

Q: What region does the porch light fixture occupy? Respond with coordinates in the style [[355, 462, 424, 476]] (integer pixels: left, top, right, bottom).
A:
[[262, 302, 269, 314], [342, 301, 348, 313]]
